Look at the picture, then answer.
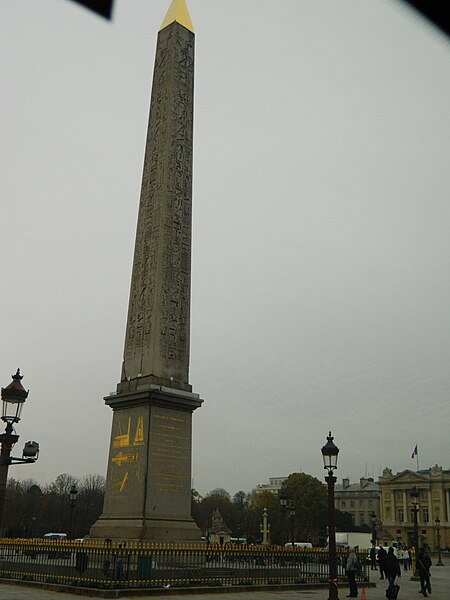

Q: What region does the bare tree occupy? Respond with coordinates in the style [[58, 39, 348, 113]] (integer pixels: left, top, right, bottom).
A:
[[47, 473, 79, 497], [79, 474, 105, 495]]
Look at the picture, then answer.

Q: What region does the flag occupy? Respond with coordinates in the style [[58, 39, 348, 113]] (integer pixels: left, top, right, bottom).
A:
[[411, 445, 418, 459]]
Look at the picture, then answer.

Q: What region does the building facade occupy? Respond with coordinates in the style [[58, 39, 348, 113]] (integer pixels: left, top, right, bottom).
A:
[[378, 465, 450, 550], [255, 477, 287, 496], [334, 477, 380, 527]]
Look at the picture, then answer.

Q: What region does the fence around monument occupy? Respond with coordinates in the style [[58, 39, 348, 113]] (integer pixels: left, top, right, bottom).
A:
[[0, 539, 370, 590]]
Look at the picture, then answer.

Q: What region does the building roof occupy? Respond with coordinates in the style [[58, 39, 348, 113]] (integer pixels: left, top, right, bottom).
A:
[[378, 465, 450, 483], [335, 482, 379, 492]]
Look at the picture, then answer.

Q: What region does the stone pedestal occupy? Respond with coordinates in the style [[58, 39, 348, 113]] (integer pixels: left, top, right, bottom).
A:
[[90, 385, 202, 542]]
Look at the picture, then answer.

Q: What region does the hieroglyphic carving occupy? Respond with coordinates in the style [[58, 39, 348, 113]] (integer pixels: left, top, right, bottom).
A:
[[123, 23, 194, 384], [148, 407, 191, 498], [104, 409, 147, 510]]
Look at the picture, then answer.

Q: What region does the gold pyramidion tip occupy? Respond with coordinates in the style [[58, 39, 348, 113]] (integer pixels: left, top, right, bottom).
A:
[[159, 0, 194, 33]]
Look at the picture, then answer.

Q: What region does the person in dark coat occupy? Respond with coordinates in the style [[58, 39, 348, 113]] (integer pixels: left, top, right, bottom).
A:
[[384, 546, 401, 596], [417, 547, 432, 597], [377, 545, 387, 579], [369, 544, 377, 570], [345, 548, 360, 598]]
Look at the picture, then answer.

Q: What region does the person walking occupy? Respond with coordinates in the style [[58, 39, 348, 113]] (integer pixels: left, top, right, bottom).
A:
[[384, 546, 401, 599], [369, 544, 377, 570], [417, 547, 432, 597], [345, 548, 359, 598], [377, 545, 387, 579], [402, 546, 409, 570]]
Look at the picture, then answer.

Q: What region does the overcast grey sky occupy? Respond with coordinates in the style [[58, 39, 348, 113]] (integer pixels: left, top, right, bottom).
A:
[[1, 0, 449, 497]]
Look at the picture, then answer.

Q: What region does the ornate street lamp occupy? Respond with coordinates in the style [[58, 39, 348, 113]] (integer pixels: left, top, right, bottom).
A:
[[279, 491, 287, 546], [435, 517, 444, 566], [0, 370, 39, 534], [321, 431, 340, 600], [410, 485, 420, 578], [1, 368, 28, 423], [69, 484, 78, 538], [289, 504, 296, 548]]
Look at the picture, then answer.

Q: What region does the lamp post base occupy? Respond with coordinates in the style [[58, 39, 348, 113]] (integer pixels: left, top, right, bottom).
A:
[[327, 585, 339, 600]]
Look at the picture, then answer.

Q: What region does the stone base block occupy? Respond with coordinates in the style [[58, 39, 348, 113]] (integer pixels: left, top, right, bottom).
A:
[[89, 516, 202, 543]]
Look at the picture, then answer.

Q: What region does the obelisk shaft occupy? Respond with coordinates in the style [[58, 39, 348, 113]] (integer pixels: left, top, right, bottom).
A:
[[121, 16, 195, 392], [90, 0, 202, 542]]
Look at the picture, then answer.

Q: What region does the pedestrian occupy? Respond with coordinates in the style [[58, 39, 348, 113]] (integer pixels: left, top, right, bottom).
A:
[[345, 547, 360, 598], [417, 547, 432, 597], [384, 546, 401, 598], [402, 547, 409, 570], [377, 545, 387, 579], [102, 557, 111, 577], [369, 544, 377, 570]]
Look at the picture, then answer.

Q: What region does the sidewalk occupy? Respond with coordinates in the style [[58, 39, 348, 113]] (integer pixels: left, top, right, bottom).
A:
[[0, 566, 448, 598]]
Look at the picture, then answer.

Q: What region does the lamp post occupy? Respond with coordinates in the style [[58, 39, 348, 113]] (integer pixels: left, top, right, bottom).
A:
[[435, 517, 444, 566], [370, 511, 377, 546], [69, 484, 78, 538], [279, 491, 287, 546], [410, 485, 420, 578], [260, 507, 270, 546], [0, 370, 39, 535], [321, 431, 340, 600], [289, 504, 296, 548]]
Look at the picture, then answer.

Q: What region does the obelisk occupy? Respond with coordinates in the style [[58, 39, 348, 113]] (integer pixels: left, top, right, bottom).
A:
[[90, 0, 203, 542]]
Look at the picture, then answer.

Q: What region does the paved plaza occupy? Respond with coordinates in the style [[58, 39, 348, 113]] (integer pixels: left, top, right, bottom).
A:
[[0, 565, 449, 599]]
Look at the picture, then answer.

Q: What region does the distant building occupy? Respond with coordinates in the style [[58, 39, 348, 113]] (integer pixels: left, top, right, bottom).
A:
[[334, 477, 380, 527], [378, 465, 450, 550], [255, 477, 287, 495]]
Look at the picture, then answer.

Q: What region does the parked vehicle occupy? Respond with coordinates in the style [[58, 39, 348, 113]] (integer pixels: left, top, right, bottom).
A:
[[43, 533, 67, 540], [332, 532, 372, 549], [23, 533, 68, 559], [285, 542, 313, 548], [43, 533, 70, 558]]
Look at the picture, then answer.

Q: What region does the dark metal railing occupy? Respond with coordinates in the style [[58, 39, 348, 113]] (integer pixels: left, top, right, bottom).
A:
[[0, 539, 369, 590]]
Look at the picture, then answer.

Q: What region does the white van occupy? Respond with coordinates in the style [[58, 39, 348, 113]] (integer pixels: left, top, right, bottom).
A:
[[43, 533, 67, 540], [285, 542, 313, 548]]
